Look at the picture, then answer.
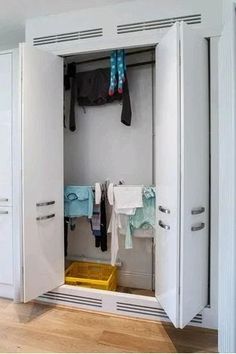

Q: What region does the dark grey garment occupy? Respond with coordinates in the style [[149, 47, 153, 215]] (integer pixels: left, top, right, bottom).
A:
[[65, 67, 132, 131]]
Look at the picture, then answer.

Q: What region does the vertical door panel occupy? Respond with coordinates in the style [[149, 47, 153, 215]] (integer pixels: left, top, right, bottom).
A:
[[0, 53, 12, 207], [21, 44, 64, 302], [155, 23, 180, 327], [0, 207, 13, 285], [155, 22, 209, 328], [179, 22, 209, 328]]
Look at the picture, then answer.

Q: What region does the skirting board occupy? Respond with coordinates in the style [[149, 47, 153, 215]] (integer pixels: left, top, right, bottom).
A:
[[37, 284, 207, 328], [0, 284, 13, 299]]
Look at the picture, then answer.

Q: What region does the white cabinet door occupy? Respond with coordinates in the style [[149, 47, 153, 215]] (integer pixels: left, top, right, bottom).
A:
[[0, 207, 13, 285], [155, 22, 209, 328], [155, 23, 180, 327], [20, 44, 64, 302], [0, 53, 12, 207], [179, 22, 209, 328]]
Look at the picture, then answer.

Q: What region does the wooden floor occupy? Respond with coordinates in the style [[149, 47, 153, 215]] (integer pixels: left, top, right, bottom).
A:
[[0, 298, 217, 353]]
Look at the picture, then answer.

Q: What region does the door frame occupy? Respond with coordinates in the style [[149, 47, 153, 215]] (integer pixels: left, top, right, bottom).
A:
[[218, 0, 236, 352]]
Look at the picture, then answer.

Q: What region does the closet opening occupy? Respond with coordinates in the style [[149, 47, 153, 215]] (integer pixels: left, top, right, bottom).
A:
[[63, 46, 156, 298]]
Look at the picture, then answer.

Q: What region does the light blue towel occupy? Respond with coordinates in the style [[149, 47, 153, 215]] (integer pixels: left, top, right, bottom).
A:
[[64, 186, 94, 218], [124, 187, 156, 249], [130, 187, 156, 231]]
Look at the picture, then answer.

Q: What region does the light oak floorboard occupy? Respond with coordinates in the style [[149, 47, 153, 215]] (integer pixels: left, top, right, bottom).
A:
[[0, 299, 217, 353]]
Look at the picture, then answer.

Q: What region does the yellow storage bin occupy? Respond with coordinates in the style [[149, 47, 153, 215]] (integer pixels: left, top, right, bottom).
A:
[[65, 261, 117, 291]]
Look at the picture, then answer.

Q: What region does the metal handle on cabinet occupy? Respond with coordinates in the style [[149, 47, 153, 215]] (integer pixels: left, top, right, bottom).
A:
[[191, 222, 205, 232], [0, 198, 8, 202], [36, 213, 55, 221], [0, 211, 8, 215], [36, 201, 55, 207], [159, 206, 170, 214], [159, 220, 170, 230], [191, 207, 205, 215]]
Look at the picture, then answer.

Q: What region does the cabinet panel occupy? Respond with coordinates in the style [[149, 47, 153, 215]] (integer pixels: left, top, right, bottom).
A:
[[0, 53, 12, 207], [179, 22, 209, 328], [0, 207, 13, 285], [155, 22, 209, 328], [155, 23, 180, 327], [21, 44, 64, 302]]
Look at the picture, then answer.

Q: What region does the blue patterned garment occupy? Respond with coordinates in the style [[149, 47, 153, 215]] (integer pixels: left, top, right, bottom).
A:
[[109, 49, 126, 96], [64, 186, 94, 218]]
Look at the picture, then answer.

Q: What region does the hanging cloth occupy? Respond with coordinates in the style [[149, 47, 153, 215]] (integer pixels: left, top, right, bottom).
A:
[[64, 64, 132, 130], [64, 63, 77, 132], [76, 68, 132, 126], [64, 186, 94, 218], [90, 194, 108, 252], [109, 49, 126, 96]]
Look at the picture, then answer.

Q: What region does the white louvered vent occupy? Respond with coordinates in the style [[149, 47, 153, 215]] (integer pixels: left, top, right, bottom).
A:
[[39, 291, 103, 308], [33, 28, 103, 46], [116, 301, 169, 319], [116, 301, 203, 323], [117, 14, 201, 34], [190, 313, 203, 324]]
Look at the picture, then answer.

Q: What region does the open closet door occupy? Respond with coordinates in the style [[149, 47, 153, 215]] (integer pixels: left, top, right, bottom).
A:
[[155, 22, 209, 328], [179, 22, 209, 328], [20, 44, 64, 302], [155, 23, 180, 328]]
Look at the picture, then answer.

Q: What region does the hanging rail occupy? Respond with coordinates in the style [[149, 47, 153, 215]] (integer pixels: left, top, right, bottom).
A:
[[70, 48, 155, 66]]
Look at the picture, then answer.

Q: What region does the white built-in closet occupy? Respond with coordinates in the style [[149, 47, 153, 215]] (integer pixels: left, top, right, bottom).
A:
[[0, 53, 13, 299], [16, 22, 209, 329]]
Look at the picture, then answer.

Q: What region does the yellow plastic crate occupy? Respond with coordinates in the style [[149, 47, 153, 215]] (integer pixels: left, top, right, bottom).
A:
[[65, 261, 117, 291]]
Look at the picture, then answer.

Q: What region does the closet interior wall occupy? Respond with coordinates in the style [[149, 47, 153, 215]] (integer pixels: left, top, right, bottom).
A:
[[64, 49, 155, 290]]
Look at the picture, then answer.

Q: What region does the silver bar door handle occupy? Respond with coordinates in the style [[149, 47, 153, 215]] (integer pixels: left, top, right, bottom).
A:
[[36, 201, 55, 207], [0, 198, 9, 202], [159, 220, 170, 230], [0, 211, 9, 215], [159, 206, 170, 214], [36, 213, 55, 221], [191, 222, 205, 232], [191, 207, 205, 215]]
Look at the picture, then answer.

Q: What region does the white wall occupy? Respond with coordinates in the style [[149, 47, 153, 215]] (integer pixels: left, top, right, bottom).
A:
[[64, 67, 153, 185]]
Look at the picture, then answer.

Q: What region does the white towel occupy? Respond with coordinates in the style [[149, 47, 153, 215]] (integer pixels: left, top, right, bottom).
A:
[[108, 186, 144, 265], [114, 186, 143, 211], [107, 183, 114, 205], [95, 183, 101, 205]]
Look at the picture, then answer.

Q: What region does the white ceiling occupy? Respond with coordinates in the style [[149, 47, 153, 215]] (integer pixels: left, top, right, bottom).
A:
[[0, 0, 134, 49]]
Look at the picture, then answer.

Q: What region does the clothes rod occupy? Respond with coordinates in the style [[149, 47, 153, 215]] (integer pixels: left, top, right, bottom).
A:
[[64, 60, 155, 70], [72, 48, 155, 66], [127, 60, 154, 68]]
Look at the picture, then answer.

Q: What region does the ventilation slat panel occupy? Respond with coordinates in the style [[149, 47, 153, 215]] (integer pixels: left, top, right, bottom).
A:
[[40, 295, 103, 308], [117, 308, 169, 318], [33, 28, 103, 46], [116, 301, 203, 323], [117, 14, 201, 34], [47, 291, 102, 304], [38, 290, 203, 324], [38, 290, 103, 308], [116, 301, 169, 318]]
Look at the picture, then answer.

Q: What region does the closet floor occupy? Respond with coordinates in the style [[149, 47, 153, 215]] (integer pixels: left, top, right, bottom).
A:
[[0, 298, 218, 353], [117, 286, 155, 297]]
